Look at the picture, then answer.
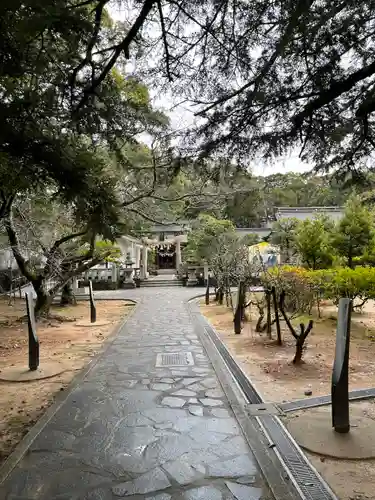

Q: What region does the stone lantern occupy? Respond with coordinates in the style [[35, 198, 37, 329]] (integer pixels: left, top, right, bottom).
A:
[[123, 252, 136, 289]]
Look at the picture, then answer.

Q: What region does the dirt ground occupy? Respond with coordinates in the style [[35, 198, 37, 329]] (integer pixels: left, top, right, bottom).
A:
[[200, 296, 375, 500], [200, 297, 375, 402], [0, 297, 133, 466], [284, 401, 375, 500]]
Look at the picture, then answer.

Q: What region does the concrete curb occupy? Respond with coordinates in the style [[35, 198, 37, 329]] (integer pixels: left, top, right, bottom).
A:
[[0, 298, 138, 485]]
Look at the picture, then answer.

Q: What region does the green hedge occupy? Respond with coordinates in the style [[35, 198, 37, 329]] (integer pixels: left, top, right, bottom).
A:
[[262, 265, 375, 311], [309, 266, 375, 307]]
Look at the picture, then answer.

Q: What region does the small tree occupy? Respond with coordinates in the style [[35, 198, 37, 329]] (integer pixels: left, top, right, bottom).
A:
[[60, 240, 121, 306], [184, 214, 236, 264], [262, 266, 316, 316], [209, 231, 256, 334], [209, 232, 245, 304], [279, 291, 314, 364], [2, 190, 121, 319], [241, 233, 260, 247], [331, 196, 374, 268], [294, 215, 334, 269], [270, 218, 298, 264]]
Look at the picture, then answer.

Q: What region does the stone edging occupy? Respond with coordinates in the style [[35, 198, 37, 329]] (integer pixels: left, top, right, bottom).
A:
[[0, 298, 138, 485], [280, 387, 375, 413]]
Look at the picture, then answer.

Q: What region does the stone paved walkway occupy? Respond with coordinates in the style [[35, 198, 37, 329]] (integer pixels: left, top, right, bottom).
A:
[[0, 288, 272, 500]]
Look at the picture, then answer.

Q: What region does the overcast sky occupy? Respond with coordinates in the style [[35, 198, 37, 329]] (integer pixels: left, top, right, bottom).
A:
[[109, 3, 312, 177]]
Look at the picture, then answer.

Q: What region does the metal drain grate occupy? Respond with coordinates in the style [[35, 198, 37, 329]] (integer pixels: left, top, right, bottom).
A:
[[257, 415, 336, 499], [156, 352, 194, 367]]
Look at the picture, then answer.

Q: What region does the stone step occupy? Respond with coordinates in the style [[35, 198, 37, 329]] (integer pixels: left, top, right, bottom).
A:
[[141, 280, 184, 287], [156, 268, 177, 275]]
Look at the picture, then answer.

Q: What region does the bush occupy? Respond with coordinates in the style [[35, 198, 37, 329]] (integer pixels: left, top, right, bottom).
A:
[[261, 265, 316, 314], [308, 266, 375, 310]]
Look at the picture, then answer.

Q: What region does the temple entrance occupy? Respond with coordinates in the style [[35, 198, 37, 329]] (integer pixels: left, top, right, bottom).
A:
[[156, 244, 176, 269]]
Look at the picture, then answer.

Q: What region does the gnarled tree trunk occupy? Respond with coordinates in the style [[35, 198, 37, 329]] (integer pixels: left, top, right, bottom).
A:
[[279, 291, 314, 364], [33, 282, 53, 318], [293, 336, 305, 364], [60, 280, 77, 306], [216, 287, 224, 305]]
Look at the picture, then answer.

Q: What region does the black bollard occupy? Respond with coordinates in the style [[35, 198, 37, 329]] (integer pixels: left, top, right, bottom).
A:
[[89, 281, 97, 323], [25, 291, 39, 371], [234, 281, 245, 334], [205, 281, 210, 305], [332, 298, 351, 433], [265, 289, 272, 338], [271, 286, 282, 345]]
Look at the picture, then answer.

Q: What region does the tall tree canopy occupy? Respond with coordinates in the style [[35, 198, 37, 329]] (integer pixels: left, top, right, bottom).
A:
[[0, 0, 169, 223], [47, 0, 375, 178]]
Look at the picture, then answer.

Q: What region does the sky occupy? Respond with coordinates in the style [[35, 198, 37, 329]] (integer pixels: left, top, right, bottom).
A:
[[109, 3, 313, 177], [152, 92, 313, 176]]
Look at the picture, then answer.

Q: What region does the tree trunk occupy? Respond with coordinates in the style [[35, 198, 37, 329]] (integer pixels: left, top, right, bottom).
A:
[[293, 340, 304, 364], [234, 281, 245, 334], [316, 293, 322, 318], [60, 280, 77, 306], [255, 314, 264, 332], [34, 284, 53, 319], [234, 306, 242, 334], [228, 288, 234, 311], [241, 284, 246, 321], [348, 254, 353, 268]]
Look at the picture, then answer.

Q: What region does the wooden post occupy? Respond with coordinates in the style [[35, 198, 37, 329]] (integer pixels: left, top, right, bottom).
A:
[[205, 281, 210, 305], [234, 281, 245, 334], [271, 286, 282, 345], [332, 298, 351, 433], [25, 292, 39, 371], [265, 289, 272, 338], [89, 281, 96, 323]]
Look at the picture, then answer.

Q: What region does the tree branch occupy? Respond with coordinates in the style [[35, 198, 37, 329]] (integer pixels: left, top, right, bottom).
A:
[[75, 0, 157, 109], [278, 290, 298, 340], [70, 0, 108, 90], [49, 230, 88, 254], [4, 201, 36, 283], [157, 0, 173, 81], [42, 231, 91, 279], [48, 251, 111, 298], [0, 192, 15, 221], [196, 0, 314, 116], [292, 59, 375, 131], [128, 208, 171, 225]]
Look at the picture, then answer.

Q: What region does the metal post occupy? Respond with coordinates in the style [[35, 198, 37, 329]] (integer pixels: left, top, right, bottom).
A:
[[332, 298, 351, 433]]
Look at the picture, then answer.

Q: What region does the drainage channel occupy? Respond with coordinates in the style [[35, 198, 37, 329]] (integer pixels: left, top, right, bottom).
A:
[[192, 304, 338, 500], [279, 387, 375, 413]]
